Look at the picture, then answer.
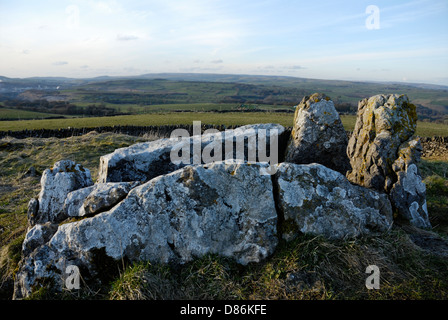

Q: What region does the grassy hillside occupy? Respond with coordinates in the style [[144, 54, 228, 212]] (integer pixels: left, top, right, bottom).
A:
[[33, 78, 448, 115], [2, 75, 447, 122]]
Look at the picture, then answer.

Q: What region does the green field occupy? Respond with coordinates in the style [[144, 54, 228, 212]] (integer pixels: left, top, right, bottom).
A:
[[60, 76, 448, 114], [72, 102, 284, 113], [1, 112, 447, 137], [0, 108, 68, 120], [3, 75, 447, 123]]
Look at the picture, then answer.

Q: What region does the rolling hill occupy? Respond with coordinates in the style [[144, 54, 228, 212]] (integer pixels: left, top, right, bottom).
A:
[[1, 73, 447, 122]]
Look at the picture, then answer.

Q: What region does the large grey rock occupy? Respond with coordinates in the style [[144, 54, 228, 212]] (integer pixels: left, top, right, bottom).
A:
[[284, 93, 350, 174], [275, 162, 393, 240], [346, 94, 430, 228], [63, 182, 140, 218], [346, 94, 416, 192], [97, 123, 285, 183], [31, 160, 93, 225], [14, 162, 278, 298]]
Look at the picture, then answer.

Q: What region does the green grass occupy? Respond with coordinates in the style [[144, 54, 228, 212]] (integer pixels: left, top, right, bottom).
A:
[[415, 121, 448, 137], [0, 112, 297, 131], [1, 112, 446, 137], [0, 108, 68, 120], [419, 159, 448, 234], [107, 230, 448, 300], [73, 102, 265, 113]]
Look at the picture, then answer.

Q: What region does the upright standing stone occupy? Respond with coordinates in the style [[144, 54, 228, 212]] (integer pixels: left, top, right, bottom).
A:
[[284, 93, 351, 175], [346, 94, 430, 228]]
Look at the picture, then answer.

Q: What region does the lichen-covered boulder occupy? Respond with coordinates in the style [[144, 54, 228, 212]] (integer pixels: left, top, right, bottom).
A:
[[53, 161, 278, 265], [346, 94, 430, 228], [346, 94, 417, 191], [284, 93, 351, 175], [14, 162, 278, 298], [29, 160, 93, 225], [275, 162, 393, 240]]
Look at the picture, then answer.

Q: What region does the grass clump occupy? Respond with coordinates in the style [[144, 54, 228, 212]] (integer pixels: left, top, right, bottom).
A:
[[107, 228, 448, 300], [418, 159, 448, 234], [109, 255, 242, 300]]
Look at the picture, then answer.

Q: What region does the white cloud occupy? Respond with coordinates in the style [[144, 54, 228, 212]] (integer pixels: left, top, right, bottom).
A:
[[87, 0, 122, 15], [116, 34, 139, 41], [283, 65, 306, 70], [52, 61, 69, 66]]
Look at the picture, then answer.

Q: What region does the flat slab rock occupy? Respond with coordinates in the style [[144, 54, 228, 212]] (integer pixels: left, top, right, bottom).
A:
[[275, 162, 393, 240], [97, 123, 285, 183]]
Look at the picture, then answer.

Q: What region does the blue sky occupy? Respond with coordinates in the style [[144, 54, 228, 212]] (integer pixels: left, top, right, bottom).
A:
[[0, 0, 447, 85]]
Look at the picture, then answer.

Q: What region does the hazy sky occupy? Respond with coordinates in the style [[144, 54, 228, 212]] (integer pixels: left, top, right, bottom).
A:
[[1, 0, 447, 85]]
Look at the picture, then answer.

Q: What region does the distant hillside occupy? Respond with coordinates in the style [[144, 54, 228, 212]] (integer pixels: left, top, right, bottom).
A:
[[1, 73, 447, 122]]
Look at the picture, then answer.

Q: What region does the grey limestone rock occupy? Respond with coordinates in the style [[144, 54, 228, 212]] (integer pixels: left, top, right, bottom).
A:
[[275, 162, 393, 240], [21, 222, 59, 257], [97, 123, 285, 183], [346, 94, 430, 228], [284, 93, 351, 175], [14, 161, 278, 298], [63, 181, 140, 218], [389, 138, 430, 228], [33, 160, 93, 225]]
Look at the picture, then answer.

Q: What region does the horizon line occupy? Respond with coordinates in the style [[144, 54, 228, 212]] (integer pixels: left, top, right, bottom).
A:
[[1, 72, 447, 89]]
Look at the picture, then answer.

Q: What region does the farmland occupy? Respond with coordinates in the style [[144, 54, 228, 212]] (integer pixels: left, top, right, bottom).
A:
[[1, 112, 447, 137], [1, 74, 447, 123]]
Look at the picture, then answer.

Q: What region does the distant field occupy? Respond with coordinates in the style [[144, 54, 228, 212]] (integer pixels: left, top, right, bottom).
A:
[[0, 112, 446, 137], [0, 112, 295, 131], [0, 108, 67, 120], [73, 102, 285, 113]]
